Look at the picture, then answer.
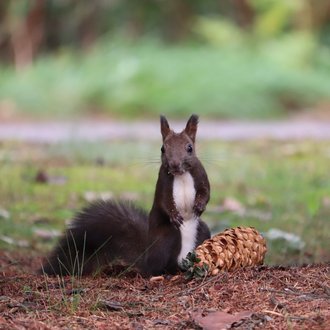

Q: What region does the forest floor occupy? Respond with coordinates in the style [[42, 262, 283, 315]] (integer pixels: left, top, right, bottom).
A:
[[0, 252, 329, 330]]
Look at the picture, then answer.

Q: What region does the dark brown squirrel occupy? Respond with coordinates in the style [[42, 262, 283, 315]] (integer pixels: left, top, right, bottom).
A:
[[40, 115, 211, 276]]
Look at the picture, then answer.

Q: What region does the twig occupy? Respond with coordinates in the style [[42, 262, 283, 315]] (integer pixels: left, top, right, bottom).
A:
[[259, 287, 328, 300], [262, 310, 285, 317], [269, 295, 286, 310], [154, 274, 221, 299]]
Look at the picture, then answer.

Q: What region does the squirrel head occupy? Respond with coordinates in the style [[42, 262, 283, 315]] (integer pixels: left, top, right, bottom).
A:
[[160, 115, 199, 176]]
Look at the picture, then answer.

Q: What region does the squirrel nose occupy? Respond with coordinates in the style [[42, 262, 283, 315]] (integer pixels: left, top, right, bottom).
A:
[[169, 161, 180, 169], [168, 161, 183, 174]]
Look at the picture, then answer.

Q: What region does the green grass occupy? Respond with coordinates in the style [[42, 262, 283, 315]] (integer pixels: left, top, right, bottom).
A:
[[0, 139, 329, 266], [0, 39, 330, 119]]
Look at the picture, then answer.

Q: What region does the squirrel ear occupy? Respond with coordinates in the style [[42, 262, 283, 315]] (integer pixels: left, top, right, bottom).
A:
[[184, 114, 199, 143], [160, 115, 171, 140]]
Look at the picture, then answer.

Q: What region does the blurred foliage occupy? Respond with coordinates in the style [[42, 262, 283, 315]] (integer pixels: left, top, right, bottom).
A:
[[1, 0, 330, 66], [0, 39, 329, 119], [0, 0, 330, 118]]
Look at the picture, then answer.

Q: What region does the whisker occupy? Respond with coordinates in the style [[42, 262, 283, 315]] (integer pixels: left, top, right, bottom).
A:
[[129, 160, 160, 169]]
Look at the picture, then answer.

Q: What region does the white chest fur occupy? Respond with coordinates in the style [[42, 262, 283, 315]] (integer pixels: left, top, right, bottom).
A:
[[173, 172, 196, 219], [173, 172, 198, 264]]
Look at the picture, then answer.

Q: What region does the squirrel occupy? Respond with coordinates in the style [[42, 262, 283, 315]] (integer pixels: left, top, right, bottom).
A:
[[40, 115, 211, 276]]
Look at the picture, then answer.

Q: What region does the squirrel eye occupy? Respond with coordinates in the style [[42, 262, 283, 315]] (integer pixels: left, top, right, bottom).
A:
[[186, 144, 193, 154], [161, 145, 165, 153]]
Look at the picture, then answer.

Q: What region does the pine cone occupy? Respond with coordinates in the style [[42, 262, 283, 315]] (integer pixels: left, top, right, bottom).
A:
[[183, 227, 267, 278]]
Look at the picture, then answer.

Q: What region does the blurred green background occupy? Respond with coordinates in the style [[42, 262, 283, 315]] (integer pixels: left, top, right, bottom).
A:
[[0, 0, 330, 119]]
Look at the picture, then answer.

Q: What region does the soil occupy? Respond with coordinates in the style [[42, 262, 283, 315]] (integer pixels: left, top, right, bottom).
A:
[[0, 251, 329, 330]]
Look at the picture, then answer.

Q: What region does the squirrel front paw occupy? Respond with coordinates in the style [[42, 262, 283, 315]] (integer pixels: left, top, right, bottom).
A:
[[170, 213, 184, 229], [193, 199, 206, 217]]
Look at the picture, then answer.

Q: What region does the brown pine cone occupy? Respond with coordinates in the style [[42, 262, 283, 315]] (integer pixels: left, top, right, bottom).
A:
[[182, 227, 267, 278]]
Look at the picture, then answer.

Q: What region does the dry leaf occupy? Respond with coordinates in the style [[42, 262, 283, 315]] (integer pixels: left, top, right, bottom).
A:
[[35, 169, 48, 183], [33, 228, 61, 240], [221, 197, 245, 215], [84, 191, 114, 202], [35, 169, 67, 185], [149, 276, 165, 282], [193, 310, 253, 330], [96, 300, 124, 311], [0, 235, 29, 247], [0, 208, 10, 219], [119, 192, 140, 201]]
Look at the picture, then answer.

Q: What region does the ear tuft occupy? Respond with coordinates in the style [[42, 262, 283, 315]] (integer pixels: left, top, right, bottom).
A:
[[184, 114, 199, 142], [160, 115, 171, 141]]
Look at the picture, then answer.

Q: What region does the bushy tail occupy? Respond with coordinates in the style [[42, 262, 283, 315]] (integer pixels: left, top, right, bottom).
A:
[[40, 200, 149, 276]]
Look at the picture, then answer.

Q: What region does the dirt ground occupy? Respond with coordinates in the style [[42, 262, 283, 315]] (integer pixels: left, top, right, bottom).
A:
[[0, 252, 329, 330]]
